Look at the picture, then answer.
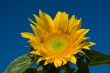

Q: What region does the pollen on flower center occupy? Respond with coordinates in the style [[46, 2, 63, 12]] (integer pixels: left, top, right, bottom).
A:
[[46, 36, 69, 54]]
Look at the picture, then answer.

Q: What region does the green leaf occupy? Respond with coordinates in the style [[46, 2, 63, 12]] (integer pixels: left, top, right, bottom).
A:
[[83, 49, 110, 66], [37, 70, 46, 73], [89, 50, 110, 66], [4, 54, 32, 73], [23, 68, 37, 73], [23, 62, 45, 73], [23, 67, 45, 73]]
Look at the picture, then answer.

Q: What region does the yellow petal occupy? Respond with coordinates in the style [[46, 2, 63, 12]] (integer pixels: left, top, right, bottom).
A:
[[69, 49, 81, 55], [69, 17, 81, 34], [30, 24, 44, 39], [44, 61, 48, 65], [30, 40, 49, 55], [83, 46, 91, 50], [64, 55, 77, 64], [62, 59, 67, 65], [54, 59, 62, 67], [44, 57, 54, 65], [73, 29, 89, 42], [54, 12, 62, 32], [37, 57, 44, 63], [39, 48, 49, 56], [31, 50, 40, 55], [77, 29, 89, 37], [33, 14, 47, 30], [75, 18, 82, 30], [29, 40, 41, 49], [44, 13, 55, 32], [68, 15, 76, 32], [83, 37, 90, 40], [32, 14, 48, 34], [39, 10, 50, 30], [30, 24, 38, 35], [33, 12, 50, 32], [89, 42, 96, 46], [73, 42, 93, 51], [83, 42, 95, 50], [60, 12, 69, 33], [21, 32, 38, 41], [70, 56, 77, 64], [28, 18, 36, 25]]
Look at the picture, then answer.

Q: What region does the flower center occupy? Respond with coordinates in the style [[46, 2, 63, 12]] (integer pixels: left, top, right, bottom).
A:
[[47, 36, 68, 54]]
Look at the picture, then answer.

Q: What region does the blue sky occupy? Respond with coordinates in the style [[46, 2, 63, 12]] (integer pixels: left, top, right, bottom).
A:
[[0, 0, 110, 73]]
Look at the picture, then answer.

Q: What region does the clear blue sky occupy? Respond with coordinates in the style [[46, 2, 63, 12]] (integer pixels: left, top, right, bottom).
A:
[[0, 0, 110, 73]]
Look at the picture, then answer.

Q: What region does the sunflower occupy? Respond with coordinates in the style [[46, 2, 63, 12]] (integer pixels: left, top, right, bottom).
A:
[[21, 10, 95, 67]]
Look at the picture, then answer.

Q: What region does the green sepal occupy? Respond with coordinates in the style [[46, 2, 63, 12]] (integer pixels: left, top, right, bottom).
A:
[[76, 56, 90, 73], [62, 63, 76, 73], [4, 54, 32, 73], [43, 63, 60, 73]]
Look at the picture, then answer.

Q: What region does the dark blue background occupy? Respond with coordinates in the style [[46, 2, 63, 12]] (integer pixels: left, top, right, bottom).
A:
[[0, 0, 110, 73]]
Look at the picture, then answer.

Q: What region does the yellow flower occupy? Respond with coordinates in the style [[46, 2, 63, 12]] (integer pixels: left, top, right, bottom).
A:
[[21, 10, 95, 68]]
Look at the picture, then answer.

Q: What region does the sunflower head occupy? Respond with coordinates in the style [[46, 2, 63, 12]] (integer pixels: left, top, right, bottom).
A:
[[21, 10, 95, 67]]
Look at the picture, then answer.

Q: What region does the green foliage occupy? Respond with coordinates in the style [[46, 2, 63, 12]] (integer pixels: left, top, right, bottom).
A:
[[4, 50, 110, 73], [88, 50, 110, 66], [23, 68, 37, 73], [4, 54, 32, 73], [82, 49, 110, 66]]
